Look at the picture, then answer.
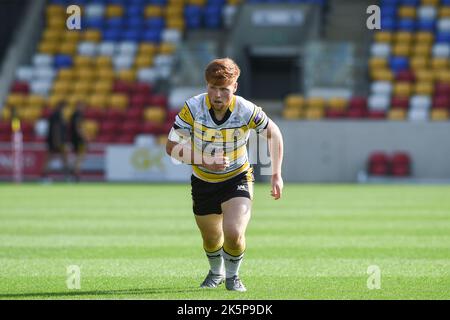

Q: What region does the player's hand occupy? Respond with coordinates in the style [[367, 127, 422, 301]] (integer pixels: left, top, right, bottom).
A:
[[271, 173, 283, 200], [202, 150, 230, 172]]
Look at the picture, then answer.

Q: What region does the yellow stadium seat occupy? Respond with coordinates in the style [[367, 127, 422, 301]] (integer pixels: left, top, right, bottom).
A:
[[165, 5, 183, 19], [284, 94, 304, 109], [282, 107, 302, 120], [431, 58, 449, 70], [6, 94, 26, 107], [415, 82, 434, 95], [135, 55, 154, 68], [328, 97, 348, 110], [395, 31, 414, 44], [140, 43, 157, 55], [117, 69, 136, 82], [431, 109, 449, 121], [27, 95, 46, 108], [168, 0, 186, 5], [46, 4, 65, 16], [94, 81, 113, 94], [305, 108, 324, 120], [88, 95, 108, 109], [106, 4, 124, 18], [413, 43, 431, 57], [410, 57, 429, 70], [394, 82, 413, 97], [398, 6, 416, 19], [415, 70, 434, 82], [97, 68, 115, 81], [42, 29, 62, 42], [59, 42, 77, 55], [144, 107, 166, 123], [227, 0, 242, 4], [63, 31, 81, 43], [47, 16, 66, 28], [53, 80, 73, 95], [188, 0, 206, 5], [145, 5, 163, 17], [436, 70, 450, 84], [75, 68, 96, 81], [388, 109, 406, 121], [84, 29, 102, 42], [166, 18, 185, 30], [159, 43, 176, 55], [369, 57, 388, 70], [96, 56, 112, 68], [21, 107, 42, 123], [415, 32, 434, 45], [39, 41, 59, 55], [421, 0, 439, 5], [1, 107, 11, 121], [109, 94, 129, 110], [73, 81, 93, 95], [58, 68, 74, 81], [306, 97, 326, 110], [439, 7, 450, 18], [74, 56, 93, 68], [371, 69, 394, 81], [374, 32, 393, 43], [393, 43, 411, 56]]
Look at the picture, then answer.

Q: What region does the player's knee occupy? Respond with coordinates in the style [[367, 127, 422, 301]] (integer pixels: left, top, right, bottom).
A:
[[224, 230, 245, 249], [203, 234, 223, 251]]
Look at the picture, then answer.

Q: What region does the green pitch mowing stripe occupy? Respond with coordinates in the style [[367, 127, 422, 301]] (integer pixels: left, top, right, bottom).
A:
[[0, 183, 449, 299]]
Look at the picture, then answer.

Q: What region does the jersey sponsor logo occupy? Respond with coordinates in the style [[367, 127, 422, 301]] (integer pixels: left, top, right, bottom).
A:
[[237, 184, 248, 192]]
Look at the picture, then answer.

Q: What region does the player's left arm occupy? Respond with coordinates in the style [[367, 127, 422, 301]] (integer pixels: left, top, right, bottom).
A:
[[265, 119, 284, 200]]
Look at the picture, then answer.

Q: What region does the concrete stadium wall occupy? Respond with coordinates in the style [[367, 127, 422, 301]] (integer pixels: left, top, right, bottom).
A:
[[272, 120, 450, 182]]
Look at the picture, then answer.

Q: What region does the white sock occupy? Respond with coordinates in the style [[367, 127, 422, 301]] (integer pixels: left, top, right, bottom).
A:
[[205, 247, 224, 275], [223, 249, 244, 278]]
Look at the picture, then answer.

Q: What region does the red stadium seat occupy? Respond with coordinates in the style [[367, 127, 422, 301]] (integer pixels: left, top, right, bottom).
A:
[[116, 134, 135, 144], [391, 152, 411, 177], [433, 95, 450, 109], [131, 83, 153, 95], [130, 94, 147, 109], [348, 97, 367, 110], [391, 96, 410, 109], [11, 81, 30, 94], [121, 121, 141, 136], [100, 121, 120, 136], [347, 108, 367, 119], [148, 94, 168, 107], [396, 70, 415, 82], [435, 83, 450, 97], [325, 109, 346, 119], [141, 122, 163, 135], [368, 111, 386, 119], [112, 80, 131, 95], [95, 134, 116, 143], [105, 109, 125, 122], [368, 151, 389, 176], [126, 107, 143, 122], [0, 122, 12, 135]]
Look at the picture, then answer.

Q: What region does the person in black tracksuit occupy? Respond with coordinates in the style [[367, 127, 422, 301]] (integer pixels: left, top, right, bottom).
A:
[[42, 101, 69, 180], [69, 102, 87, 181]]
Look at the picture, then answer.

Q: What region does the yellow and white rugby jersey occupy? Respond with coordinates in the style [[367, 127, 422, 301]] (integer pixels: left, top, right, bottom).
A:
[[171, 93, 269, 183]]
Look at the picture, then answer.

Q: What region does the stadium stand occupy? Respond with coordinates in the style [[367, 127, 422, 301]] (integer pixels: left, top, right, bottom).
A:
[[283, 0, 450, 121]]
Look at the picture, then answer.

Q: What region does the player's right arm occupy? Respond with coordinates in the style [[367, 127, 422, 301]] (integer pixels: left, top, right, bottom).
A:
[[165, 104, 229, 171]]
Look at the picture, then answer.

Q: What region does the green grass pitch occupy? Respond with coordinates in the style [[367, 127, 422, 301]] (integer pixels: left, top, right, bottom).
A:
[[0, 183, 449, 300]]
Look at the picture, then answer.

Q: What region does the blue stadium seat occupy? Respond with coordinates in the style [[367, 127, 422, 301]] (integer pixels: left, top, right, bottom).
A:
[[144, 18, 165, 30], [436, 32, 450, 43], [127, 17, 144, 29], [418, 19, 436, 32], [148, 0, 168, 5], [380, 5, 397, 19], [103, 29, 122, 42], [400, 0, 419, 5], [381, 17, 397, 31], [84, 17, 104, 30], [141, 30, 162, 43], [106, 17, 125, 29], [121, 30, 141, 42], [54, 55, 73, 69], [397, 19, 416, 31], [389, 57, 409, 73], [127, 5, 144, 18]]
